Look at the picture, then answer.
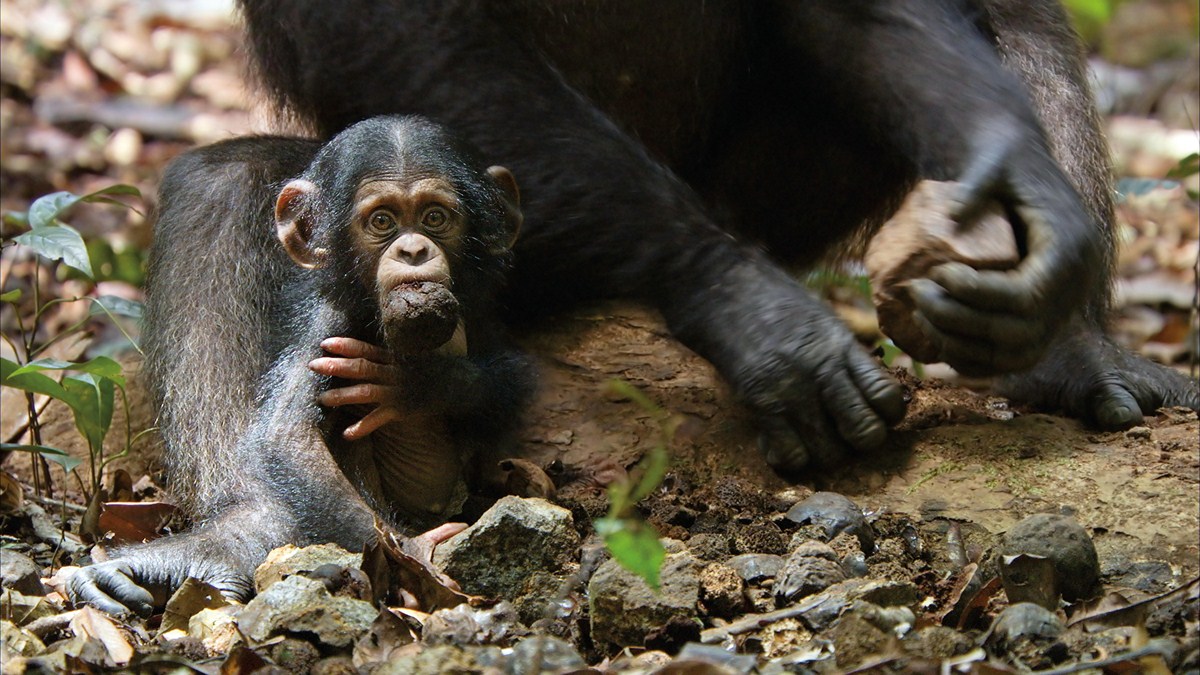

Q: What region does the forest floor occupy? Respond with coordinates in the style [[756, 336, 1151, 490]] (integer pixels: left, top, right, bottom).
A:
[[1, 0, 1198, 672]]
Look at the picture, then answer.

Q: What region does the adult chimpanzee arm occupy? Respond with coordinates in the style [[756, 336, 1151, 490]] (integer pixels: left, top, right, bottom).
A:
[[770, 0, 1104, 376]]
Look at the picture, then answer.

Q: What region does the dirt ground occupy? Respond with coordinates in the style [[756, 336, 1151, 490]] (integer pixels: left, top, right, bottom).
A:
[[508, 302, 1200, 582]]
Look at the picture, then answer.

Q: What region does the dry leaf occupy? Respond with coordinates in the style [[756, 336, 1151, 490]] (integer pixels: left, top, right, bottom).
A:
[[159, 577, 229, 636], [69, 606, 133, 665], [97, 501, 178, 544]]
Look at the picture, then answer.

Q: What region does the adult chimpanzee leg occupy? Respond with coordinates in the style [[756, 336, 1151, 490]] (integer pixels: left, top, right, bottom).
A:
[[239, 0, 907, 471], [981, 0, 1200, 422]]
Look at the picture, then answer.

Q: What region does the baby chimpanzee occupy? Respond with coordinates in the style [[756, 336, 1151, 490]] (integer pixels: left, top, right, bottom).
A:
[[69, 116, 532, 616]]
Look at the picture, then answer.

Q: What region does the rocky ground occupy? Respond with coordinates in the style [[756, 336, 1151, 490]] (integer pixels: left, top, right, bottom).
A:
[[2, 0, 1199, 673]]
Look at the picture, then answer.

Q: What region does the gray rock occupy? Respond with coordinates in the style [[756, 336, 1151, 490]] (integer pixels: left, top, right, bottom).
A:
[[508, 636, 586, 674], [677, 642, 757, 672], [588, 550, 700, 650], [238, 575, 378, 647], [776, 540, 846, 604], [1002, 513, 1101, 602], [433, 497, 578, 609], [785, 492, 874, 552], [986, 601, 1070, 667], [253, 543, 362, 593], [0, 551, 45, 596], [698, 562, 745, 618], [374, 644, 507, 675], [848, 579, 920, 609], [989, 602, 1064, 643], [422, 601, 526, 646], [727, 553, 784, 583]]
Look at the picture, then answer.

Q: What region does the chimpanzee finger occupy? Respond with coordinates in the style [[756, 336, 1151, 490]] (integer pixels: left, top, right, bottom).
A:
[[402, 522, 469, 561], [949, 136, 1012, 224], [910, 311, 1043, 376], [818, 366, 889, 453], [909, 278, 1046, 346], [320, 337, 391, 363], [923, 263, 1041, 315], [848, 357, 906, 426], [69, 563, 155, 617], [309, 356, 394, 383], [343, 406, 404, 440], [757, 415, 811, 472], [318, 383, 395, 408], [1091, 378, 1144, 429]]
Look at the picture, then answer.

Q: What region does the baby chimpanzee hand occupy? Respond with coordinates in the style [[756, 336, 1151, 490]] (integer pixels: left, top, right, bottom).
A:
[[309, 336, 404, 440]]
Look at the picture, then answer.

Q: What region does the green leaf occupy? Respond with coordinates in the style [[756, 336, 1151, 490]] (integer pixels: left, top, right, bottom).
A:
[[0, 289, 20, 303], [1167, 153, 1200, 181], [3, 211, 29, 228], [81, 184, 141, 201], [11, 356, 125, 387], [62, 373, 115, 451], [596, 517, 665, 590], [875, 339, 903, 367], [0, 443, 83, 472], [90, 295, 144, 320], [14, 223, 94, 278], [28, 191, 82, 229], [2, 356, 72, 402], [627, 445, 669, 505]]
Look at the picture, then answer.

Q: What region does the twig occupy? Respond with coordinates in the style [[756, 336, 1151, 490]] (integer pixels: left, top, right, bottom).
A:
[[700, 595, 830, 643]]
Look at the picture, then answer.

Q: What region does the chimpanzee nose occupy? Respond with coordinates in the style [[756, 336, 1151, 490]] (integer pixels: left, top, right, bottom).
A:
[[392, 233, 438, 268]]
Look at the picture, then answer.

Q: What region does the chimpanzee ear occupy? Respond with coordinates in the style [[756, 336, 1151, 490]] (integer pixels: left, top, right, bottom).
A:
[[275, 179, 327, 269], [486, 166, 522, 253]]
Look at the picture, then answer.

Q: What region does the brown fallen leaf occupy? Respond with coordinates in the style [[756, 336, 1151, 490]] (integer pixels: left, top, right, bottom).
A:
[[1, 469, 24, 510], [69, 606, 133, 666], [97, 500, 178, 544], [159, 577, 229, 636], [362, 519, 480, 612], [352, 607, 421, 669], [1067, 576, 1200, 630]]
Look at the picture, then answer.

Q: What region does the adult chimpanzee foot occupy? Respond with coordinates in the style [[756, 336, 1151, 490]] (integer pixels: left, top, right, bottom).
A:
[[996, 326, 1200, 428]]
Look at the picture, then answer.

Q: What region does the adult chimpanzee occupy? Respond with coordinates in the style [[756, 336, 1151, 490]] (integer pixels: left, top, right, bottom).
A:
[[76, 0, 1200, 614], [236, 0, 1196, 469], [68, 116, 530, 616]]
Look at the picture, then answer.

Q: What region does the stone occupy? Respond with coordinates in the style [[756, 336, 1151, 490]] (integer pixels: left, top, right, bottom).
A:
[[588, 550, 700, 652], [699, 562, 746, 618], [254, 543, 362, 593], [0, 551, 46, 596], [433, 497, 578, 624], [238, 575, 377, 647], [776, 541, 847, 605], [785, 492, 874, 552], [1002, 513, 1101, 602]]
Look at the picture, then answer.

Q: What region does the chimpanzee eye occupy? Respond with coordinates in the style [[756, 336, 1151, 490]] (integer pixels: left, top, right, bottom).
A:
[[422, 207, 450, 233], [367, 210, 396, 234]]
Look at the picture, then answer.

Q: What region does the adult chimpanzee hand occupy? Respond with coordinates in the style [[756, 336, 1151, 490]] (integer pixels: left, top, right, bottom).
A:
[[668, 259, 907, 473], [906, 122, 1105, 377]]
